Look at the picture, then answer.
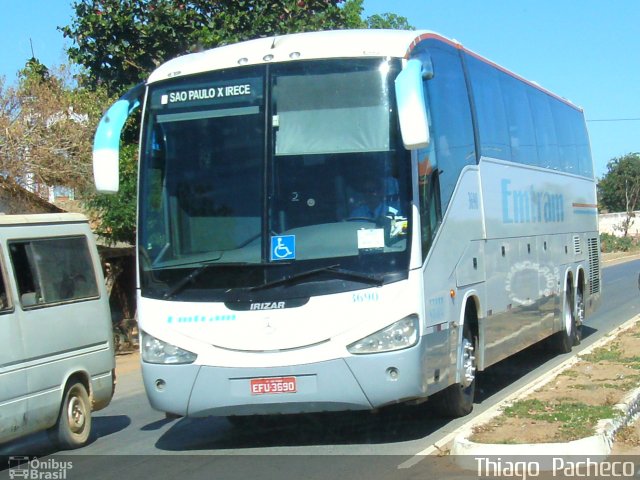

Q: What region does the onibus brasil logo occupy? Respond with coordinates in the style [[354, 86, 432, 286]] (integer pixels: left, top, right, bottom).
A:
[[8, 456, 72, 480]]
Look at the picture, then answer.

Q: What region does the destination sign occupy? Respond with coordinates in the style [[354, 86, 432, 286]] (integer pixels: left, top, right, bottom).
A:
[[162, 84, 252, 105], [152, 77, 262, 110]]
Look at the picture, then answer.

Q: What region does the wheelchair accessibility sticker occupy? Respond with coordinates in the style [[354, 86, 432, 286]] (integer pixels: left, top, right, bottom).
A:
[[271, 235, 295, 261]]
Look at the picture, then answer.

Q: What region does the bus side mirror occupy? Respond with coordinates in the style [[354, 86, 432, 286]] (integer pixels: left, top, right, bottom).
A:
[[395, 58, 431, 150], [93, 84, 144, 194]]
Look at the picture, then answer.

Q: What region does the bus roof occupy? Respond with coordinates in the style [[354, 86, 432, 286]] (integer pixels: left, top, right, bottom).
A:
[[147, 29, 578, 110], [148, 29, 440, 83]]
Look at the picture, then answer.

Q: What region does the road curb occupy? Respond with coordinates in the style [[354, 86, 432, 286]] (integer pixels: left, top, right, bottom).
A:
[[449, 315, 640, 469], [602, 252, 640, 266]]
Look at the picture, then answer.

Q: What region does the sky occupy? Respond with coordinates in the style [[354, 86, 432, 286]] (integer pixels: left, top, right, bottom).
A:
[[1, 0, 639, 179]]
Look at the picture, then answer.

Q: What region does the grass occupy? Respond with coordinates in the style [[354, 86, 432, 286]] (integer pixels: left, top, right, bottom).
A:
[[502, 399, 617, 441], [471, 321, 640, 445], [570, 373, 640, 392], [580, 343, 640, 367], [570, 382, 636, 391], [580, 344, 623, 362]]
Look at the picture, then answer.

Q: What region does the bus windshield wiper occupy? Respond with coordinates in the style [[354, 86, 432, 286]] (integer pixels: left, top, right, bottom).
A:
[[249, 264, 384, 291], [162, 261, 290, 299]]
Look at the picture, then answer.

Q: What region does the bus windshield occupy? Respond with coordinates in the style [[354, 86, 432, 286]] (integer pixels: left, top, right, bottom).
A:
[[138, 58, 411, 299]]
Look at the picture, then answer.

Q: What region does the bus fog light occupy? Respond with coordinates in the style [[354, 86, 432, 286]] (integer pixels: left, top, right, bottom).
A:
[[141, 331, 197, 364], [155, 379, 166, 391], [386, 367, 399, 381], [347, 315, 419, 355]]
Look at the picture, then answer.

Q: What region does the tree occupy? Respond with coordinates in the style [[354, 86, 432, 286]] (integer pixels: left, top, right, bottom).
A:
[[365, 12, 414, 30], [598, 153, 640, 237], [61, 0, 412, 96], [85, 143, 138, 244], [63, 0, 347, 95], [0, 60, 112, 195]]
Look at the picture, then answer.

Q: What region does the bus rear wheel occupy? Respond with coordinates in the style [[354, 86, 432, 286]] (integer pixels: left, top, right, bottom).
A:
[[551, 282, 576, 353], [574, 288, 584, 346], [434, 323, 477, 418]]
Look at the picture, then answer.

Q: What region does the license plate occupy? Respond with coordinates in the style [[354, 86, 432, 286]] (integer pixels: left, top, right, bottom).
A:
[[250, 376, 297, 395]]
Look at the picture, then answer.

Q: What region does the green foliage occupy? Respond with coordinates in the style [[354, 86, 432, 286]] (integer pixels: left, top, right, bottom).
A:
[[61, 0, 411, 96], [84, 143, 138, 245], [19, 58, 51, 88], [61, 0, 209, 95], [503, 399, 616, 424], [579, 342, 623, 362], [194, 0, 356, 49], [503, 399, 617, 441], [62, 0, 413, 95], [580, 341, 640, 366], [598, 152, 640, 213], [365, 12, 414, 30], [600, 232, 636, 253]]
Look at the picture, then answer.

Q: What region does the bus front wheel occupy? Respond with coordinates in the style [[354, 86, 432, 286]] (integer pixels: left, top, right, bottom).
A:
[[434, 323, 477, 418]]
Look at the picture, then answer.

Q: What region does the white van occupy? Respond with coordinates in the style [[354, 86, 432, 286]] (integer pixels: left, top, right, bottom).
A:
[[0, 213, 115, 449]]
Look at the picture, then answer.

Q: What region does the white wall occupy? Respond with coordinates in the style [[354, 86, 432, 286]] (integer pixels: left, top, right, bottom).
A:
[[599, 211, 640, 237]]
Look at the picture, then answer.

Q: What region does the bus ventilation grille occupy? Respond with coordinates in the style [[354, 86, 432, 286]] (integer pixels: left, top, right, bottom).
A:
[[573, 235, 582, 255], [587, 237, 601, 295]]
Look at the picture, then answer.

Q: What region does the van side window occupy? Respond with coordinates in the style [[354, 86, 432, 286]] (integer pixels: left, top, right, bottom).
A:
[[9, 236, 99, 308], [0, 266, 11, 312]]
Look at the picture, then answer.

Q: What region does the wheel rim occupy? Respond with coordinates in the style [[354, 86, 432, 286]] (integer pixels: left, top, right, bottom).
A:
[[576, 290, 585, 326], [461, 336, 476, 388], [563, 290, 573, 334], [67, 394, 86, 434]]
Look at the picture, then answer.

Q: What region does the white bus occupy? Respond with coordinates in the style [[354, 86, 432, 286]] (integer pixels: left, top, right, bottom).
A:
[[93, 29, 600, 420]]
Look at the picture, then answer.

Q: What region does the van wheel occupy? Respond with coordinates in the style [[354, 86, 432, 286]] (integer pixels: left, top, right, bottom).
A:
[[49, 382, 92, 449], [551, 283, 576, 353], [434, 323, 477, 417]]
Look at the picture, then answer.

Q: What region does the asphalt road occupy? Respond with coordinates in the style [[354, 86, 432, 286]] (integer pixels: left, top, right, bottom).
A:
[[2, 258, 640, 479]]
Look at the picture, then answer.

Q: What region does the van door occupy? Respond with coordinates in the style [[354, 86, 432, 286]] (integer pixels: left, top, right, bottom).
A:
[[0, 255, 28, 441], [8, 235, 105, 432]]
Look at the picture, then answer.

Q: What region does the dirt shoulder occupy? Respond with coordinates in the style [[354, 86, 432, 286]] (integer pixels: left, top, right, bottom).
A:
[[470, 318, 640, 448], [602, 250, 640, 265], [468, 250, 640, 453]]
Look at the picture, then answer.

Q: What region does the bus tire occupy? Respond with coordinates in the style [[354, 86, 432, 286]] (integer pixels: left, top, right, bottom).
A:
[[49, 381, 92, 449], [435, 323, 477, 418], [551, 282, 576, 353], [574, 287, 584, 346]]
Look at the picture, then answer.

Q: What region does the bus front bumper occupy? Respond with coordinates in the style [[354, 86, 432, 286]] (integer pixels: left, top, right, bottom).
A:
[[141, 345, 428, 417]]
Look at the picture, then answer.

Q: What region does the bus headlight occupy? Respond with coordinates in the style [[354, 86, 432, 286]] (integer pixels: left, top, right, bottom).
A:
[[347, 315, 419, 354], [141, 331, 197, 364]]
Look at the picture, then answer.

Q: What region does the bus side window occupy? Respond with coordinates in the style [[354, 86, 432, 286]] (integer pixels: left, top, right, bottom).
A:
[[420, 41, 476, 214], [418, 151, 442, 260]]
